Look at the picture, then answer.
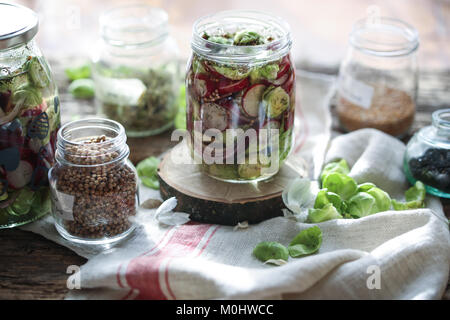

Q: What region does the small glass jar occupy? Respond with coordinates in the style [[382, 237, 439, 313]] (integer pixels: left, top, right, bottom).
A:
[[336, 17, 419, 137], [186, 10, 295, 183], [92, 4, 181, 137], [0, 3, 61, 228], [48, 118, 139, 245], [404, 109, 450, 199]]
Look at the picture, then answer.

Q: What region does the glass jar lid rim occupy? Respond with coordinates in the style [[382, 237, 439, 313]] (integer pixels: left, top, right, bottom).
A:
[[57, 118, 129, 167], [100, 4, 169, 47], [350, 17, 419, 56], [191, 10, 292, 63], [0, 3, 38, 50], [432, 108, 450, 130], [58, 118, 126, 145]]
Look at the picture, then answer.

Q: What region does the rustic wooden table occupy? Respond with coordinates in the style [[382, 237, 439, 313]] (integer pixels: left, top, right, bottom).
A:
[[0, 60, 448, 300]]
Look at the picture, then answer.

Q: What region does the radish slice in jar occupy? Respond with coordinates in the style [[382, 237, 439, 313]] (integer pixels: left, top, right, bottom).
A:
[[269, 73, 289, 86], [200, 103, 229, 131], [276, 62, 290, 80], [242, 84, 266, 118], [6, 160, 33, 189]]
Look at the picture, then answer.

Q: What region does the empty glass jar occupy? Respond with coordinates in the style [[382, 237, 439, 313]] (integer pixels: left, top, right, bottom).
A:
[[49, 118, 139, 245], [0, 3, 61, 228], [92, 5, 181, 137], [404, 109, 450, 199], [337, 17, 419, 137]]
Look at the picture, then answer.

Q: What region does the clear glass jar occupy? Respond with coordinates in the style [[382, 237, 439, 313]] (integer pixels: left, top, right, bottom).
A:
[[186, 10, 295, 183], [404, 109, 450, 199], [337, 17, 419, 137], [92, 4, 181, 137], [48, 118, 139, 245], [0, 3, 61, 228]]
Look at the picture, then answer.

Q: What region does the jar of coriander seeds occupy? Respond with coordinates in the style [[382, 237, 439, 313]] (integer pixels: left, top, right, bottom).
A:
[[48, 118, 139, 245], [92, 4, 181, 137]]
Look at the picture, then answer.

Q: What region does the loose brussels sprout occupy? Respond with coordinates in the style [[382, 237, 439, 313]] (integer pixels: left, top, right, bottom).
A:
[[288, 226, 323, 257], [405, 181, 426, 202], [357, 182, 376, 192], [321, 172, 358, 201], [346, 192, 378, 218], [320, 159, 350, 182], [314, 189, 344, 213], [366, 187, 391, 212], [253, 241, 289, 263], [68, 79, 95, 99], [308, 203, 343, 223]]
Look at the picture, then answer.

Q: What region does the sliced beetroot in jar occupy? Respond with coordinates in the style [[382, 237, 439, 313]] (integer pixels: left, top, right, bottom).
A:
[[217, 78, 249, 95], [242, 84, 266, 118], [202, 60, 225, 79], [282, 71, 295, 95], [284, 109, 295, 130], [200, 102, 229, 131], [193, 74, 217, 98]]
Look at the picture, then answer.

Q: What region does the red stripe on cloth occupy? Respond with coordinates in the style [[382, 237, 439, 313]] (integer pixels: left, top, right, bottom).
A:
[[164, 225, 220, 300], [123, 223, 215, 300], [117, 226, 176, 292]]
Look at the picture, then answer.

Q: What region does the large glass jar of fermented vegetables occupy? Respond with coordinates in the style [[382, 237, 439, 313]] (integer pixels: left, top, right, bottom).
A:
[[92, 5, 181, 137], [186, 10, 295, 183], [0, 3, 61, 228]]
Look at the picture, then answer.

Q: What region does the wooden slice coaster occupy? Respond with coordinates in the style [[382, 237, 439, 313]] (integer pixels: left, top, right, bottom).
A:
[[158, 141, 307, 225]]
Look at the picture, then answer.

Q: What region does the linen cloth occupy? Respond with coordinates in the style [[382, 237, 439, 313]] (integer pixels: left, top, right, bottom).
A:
[[20, 72, 449, 299]]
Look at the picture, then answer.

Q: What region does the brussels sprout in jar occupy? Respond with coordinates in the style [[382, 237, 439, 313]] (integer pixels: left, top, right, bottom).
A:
[[92, 5, 180, 137], [0, 3, 60, 228], [186, 11, 295, 182]]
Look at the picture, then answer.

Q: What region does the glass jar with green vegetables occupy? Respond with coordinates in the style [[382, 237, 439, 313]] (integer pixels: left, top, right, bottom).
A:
[[0, 3, 61, 228], [186, 10, 295, 182], [91, 4, 181, 137]]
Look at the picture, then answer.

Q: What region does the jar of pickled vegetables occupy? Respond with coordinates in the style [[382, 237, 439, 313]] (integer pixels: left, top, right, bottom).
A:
[[186, 10, 295, 183], [0, 3, 61, 228], [92, 4, 181, 137]]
